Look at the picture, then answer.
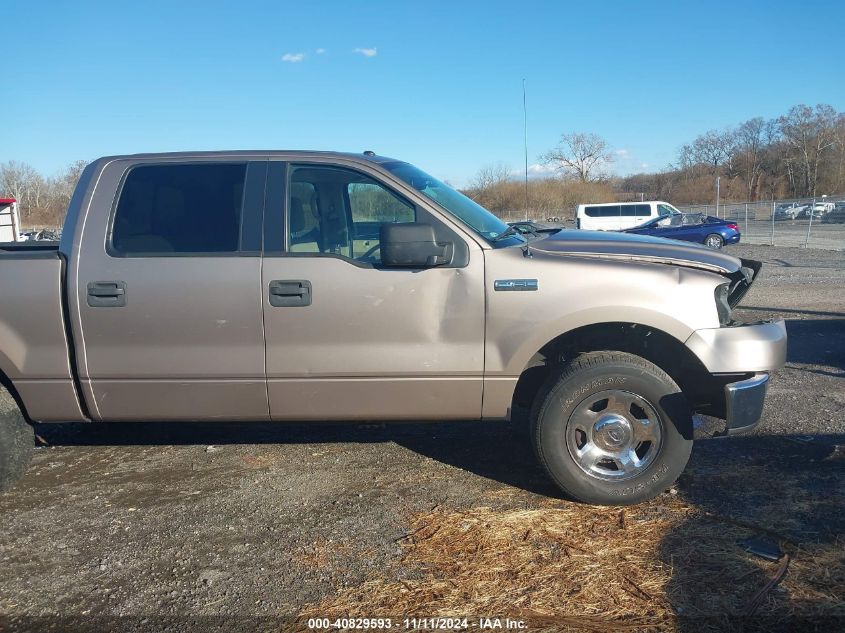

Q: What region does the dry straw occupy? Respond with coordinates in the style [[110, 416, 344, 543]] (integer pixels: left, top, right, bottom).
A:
[[298, 499, 844, 632]]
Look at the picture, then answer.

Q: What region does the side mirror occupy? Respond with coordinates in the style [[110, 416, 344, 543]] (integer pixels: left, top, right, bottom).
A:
[[380, 222, 452, 267]]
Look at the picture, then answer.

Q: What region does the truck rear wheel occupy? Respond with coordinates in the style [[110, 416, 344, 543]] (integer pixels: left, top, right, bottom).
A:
[[0, 386, 34, 492], [531, 351, 693, 506]]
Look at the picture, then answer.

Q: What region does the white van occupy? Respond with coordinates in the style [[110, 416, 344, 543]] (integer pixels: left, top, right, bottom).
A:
[[576, 201, 682, 231], [0, 198, 21, 243]]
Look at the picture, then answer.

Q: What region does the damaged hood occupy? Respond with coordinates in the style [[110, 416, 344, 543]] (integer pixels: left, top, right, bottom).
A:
[[528, 229, 762, 307], [530, 229, 743, 274]]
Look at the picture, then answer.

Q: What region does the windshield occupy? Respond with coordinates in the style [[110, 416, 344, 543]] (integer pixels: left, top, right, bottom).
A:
[[383, 162, 522, 243]]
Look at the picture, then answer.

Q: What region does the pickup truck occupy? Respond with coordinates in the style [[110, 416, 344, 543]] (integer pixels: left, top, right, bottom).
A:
[[0, 151, 787, 505]]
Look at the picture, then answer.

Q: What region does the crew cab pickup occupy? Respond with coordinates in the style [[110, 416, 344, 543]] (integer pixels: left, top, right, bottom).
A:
[[0, 151, 787, 504]]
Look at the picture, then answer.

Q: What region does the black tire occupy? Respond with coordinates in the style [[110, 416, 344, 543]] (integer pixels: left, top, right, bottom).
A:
[[0, 386, 34, 492], [531, 351, 693, 506], [704, 233, 724, 249]]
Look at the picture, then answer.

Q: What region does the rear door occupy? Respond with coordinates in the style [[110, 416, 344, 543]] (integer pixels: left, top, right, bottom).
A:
[[260, 160, 485, 421], [72, 158, 269, 421], [623, 203, 652, 229], [604, 205, 623, 230]]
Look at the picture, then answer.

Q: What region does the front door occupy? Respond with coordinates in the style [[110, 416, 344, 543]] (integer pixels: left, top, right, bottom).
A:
[[74, 159, 269, 421], [261, 161, 486, 421]]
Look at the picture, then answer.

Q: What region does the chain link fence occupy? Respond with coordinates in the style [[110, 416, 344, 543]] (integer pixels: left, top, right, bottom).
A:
[[676, 196, 845, 250], [507, 196, 844, 250]]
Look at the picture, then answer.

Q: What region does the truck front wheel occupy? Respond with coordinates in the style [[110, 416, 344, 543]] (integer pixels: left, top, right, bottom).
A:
[[531, 351, 693, 505], [0, 386, 34, 492]]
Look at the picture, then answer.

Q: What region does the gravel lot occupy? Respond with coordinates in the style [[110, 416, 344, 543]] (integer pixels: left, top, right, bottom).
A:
[[738, 219, 845, 250], [1, 243, 842, 632]]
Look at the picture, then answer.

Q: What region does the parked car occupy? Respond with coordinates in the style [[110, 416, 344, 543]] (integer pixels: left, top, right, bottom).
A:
[[16, 229, 61, 242], [0, 150, 786, 506], [576, 201, 682, 231], [801, 202, 834, 218], [773, 203, 804, 220], [622, 213, 740, 249], [821, 203, 845, 224]]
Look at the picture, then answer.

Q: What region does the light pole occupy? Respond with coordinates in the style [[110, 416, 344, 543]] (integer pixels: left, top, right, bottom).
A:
[[715, 176, 721, 219]]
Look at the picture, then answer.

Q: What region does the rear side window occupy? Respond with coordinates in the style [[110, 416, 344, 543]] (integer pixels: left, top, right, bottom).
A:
[[620, 204, 650, 217], [584, 205, 621, 218], [112, 164, 246, 255]]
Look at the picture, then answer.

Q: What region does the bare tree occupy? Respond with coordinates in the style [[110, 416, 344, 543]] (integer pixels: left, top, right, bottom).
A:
[[827, 113, 845, 192], [734, 117, 767, 199], [51, 159, 88, 207], [0, 161, 40, 222], [691, 129, 734, 174], [779, 104, 839, 196], [541, 132, 612, 182], [471, 163, 512, 192]]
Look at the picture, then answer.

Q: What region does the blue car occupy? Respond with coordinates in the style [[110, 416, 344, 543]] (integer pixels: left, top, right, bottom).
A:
[[622, 213, 740, 249]]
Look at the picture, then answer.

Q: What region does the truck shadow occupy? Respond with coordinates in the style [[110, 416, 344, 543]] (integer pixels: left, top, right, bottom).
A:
[[32, 417, 560, 497]]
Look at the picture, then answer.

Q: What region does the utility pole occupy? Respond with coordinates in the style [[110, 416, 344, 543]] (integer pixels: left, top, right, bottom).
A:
[[714, 158, 720, 218], [522, 78, 529, 221]]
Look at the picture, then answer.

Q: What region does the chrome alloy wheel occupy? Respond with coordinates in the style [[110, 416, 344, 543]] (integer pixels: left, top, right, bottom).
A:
[[705, 234, 723, 248], [565, 389, 663, 481]]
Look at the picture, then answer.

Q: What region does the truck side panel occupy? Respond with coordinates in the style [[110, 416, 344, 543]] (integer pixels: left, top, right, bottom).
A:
[[66, 156, 270, 422], [0, 250, 86, 422]]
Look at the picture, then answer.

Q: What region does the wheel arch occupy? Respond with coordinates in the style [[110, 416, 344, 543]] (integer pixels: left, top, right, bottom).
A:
[[0, 368, 31, 422], [510, 321, 722, 417]]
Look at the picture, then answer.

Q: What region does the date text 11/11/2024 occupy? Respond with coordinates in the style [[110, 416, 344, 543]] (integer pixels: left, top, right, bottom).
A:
[[307, 617, 528, 630]]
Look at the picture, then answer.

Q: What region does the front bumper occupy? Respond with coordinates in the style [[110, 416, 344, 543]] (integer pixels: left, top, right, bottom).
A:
[[724, 373, 769, 435], [685, 319, 787, 374]]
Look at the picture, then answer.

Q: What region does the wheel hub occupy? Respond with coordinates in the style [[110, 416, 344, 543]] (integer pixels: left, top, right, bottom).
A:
[[593, 415, 632, 450], [565, 389, 664, 482]]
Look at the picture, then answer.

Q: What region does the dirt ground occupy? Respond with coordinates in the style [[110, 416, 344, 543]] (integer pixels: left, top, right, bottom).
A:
[[1, 244, 843, 632]]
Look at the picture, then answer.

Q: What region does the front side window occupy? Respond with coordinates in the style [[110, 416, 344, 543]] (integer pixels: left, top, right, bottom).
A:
[[112, 164, 246, 255], [288, 165, 415, 263]]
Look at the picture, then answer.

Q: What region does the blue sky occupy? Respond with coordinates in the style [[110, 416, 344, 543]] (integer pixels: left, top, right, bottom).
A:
[[3, 0, 844, 186]]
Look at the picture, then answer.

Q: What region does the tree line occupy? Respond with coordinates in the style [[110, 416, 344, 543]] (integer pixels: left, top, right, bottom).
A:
[[467, 103, 845, 218], [0, 160, 87, 228]]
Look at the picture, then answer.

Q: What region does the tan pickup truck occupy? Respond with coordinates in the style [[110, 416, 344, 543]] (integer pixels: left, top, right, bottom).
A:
[[0, 151, 786, 504]]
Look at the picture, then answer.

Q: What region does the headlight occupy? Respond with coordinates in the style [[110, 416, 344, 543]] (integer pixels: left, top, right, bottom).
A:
[[714, 282, 732, 325]]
